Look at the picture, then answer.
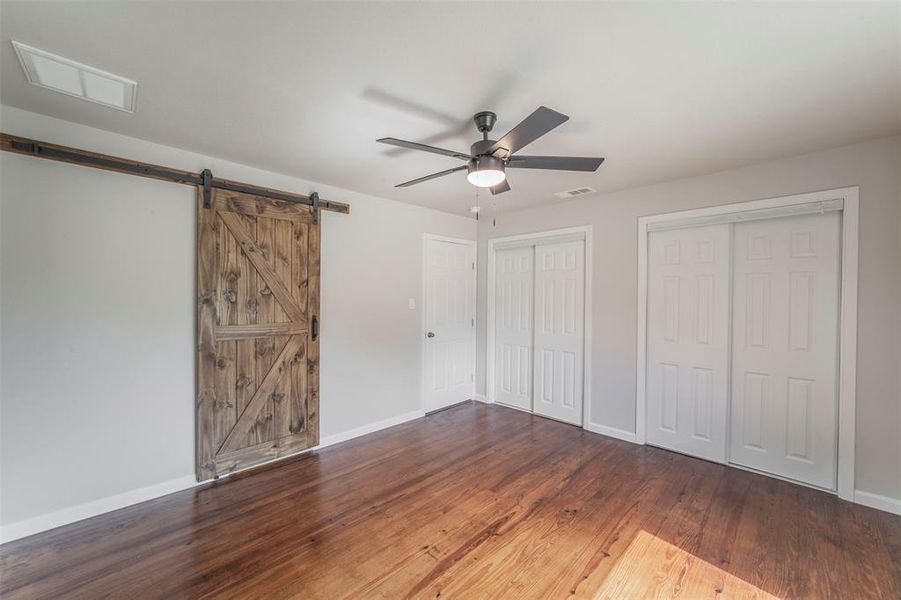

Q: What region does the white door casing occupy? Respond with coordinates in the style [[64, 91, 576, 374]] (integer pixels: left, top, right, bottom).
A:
[[423, 237, 475, 412], [533, 240, 585, 425], [730, 212, 840, 489], [494, 246, 534, 410], [646, 224, 731, 462]]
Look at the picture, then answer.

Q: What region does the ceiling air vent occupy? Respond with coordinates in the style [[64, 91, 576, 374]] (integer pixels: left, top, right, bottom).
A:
[[12, 41, 137, 113], [554, 186, 596, 199]]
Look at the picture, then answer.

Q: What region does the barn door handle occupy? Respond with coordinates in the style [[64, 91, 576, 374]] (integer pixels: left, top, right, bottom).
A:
[[312, 315, 319, 341]]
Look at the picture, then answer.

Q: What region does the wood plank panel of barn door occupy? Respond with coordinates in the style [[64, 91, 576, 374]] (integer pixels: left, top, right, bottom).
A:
[[196, 188, 320, 480]]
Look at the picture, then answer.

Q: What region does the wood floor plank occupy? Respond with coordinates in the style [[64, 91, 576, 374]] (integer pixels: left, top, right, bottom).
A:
[[595, 530, 778, 599], [1, 402, 899, 599]]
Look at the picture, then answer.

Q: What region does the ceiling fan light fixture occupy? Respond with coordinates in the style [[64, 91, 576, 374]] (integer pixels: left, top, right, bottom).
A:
[[467, 156, 506, 188]]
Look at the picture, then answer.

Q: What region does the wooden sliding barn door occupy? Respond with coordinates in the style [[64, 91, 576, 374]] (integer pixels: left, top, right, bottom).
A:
[[196, 188, 320, 480]]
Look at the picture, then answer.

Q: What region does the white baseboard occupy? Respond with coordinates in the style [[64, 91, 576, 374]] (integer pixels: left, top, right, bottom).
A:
[[10, 407, 890, 544], [853, 489, 901, 516], [0, 474, 197, 544], [583, 422, 640, 444], [318, 409, 425, 448], [0, 408, 427, 545], [471, 393, 489, 403]]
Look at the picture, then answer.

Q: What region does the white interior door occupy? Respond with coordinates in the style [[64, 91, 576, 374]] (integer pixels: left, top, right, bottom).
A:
[[494, 246, 534, 410], [730, 212, 840, 489], [646, 224, 731, 462], [533, 240, 585, 425], [424, 238, 475, 412]]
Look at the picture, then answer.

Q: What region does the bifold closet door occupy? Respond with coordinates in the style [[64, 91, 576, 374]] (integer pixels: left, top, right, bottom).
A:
[[646, 224, 730, 462], [494, 246, 534, 410], [730, 212, 840, 489], [533, 240, 585, 425]]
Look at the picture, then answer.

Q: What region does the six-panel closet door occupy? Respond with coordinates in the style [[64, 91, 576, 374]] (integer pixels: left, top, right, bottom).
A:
[[533, 240, 585, 425], [730, 212, 840, 489], [646, 224, 731, 462], [494, 246, 534, 410]]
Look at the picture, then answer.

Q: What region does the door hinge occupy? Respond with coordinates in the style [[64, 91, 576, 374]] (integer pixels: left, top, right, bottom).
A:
[[472, 262, 475, 270], [471, 318, 475, 327], [471, 373, 475, 382]]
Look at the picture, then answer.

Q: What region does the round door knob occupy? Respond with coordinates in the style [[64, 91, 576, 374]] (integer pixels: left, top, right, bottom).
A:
[[426, 331, 436, 338]]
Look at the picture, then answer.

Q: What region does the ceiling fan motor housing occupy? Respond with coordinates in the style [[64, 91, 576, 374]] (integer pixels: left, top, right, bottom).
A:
[[467, 154, 505, 177], [470, 138, 498, 157]]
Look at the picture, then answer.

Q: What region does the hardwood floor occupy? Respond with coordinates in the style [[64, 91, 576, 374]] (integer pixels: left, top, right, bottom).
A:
[[2, 402, 899, 599]]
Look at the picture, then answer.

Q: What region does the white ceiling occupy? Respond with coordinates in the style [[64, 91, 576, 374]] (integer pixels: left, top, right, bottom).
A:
[[2, 2, 899, 217]]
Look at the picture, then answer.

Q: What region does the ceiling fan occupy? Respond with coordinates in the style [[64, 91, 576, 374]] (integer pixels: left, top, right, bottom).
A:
[[377, 106, 604, 195]]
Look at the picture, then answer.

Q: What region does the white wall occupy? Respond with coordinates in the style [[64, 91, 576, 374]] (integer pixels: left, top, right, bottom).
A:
[[0, 106, 475, 540], [476, 135, 901, 505]]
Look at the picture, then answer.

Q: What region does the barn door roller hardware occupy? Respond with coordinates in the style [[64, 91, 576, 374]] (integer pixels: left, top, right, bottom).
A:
[[310, 192, 320, 224], [1, 133, 350, 215], [201, 168, 213, 208]]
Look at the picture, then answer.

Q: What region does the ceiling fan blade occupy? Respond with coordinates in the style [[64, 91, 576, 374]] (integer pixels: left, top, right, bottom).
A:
[[507, 155, 604, 172], [488, 106, 569, 158], [377, 137, 471, 160], [490, 179, 511, 195], [395, 165, 467, 187]]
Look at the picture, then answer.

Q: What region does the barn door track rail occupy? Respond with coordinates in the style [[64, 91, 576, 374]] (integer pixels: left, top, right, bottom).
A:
[[0, 133, 350, 216]]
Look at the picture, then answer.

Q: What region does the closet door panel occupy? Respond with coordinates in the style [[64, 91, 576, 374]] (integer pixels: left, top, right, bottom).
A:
[[533, 240, 584, 425], [730, 212, 840, 489], [494, 246, 534, 410], [646, 224, 730, 462]]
